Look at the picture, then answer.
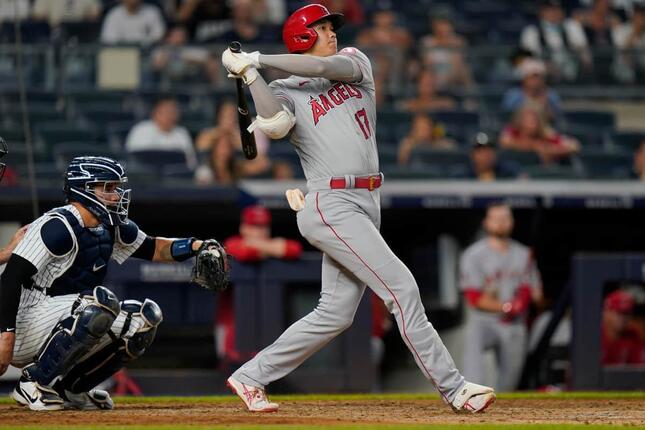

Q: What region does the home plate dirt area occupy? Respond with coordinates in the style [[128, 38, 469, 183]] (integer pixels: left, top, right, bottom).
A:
[[0, 395, 643, 428]]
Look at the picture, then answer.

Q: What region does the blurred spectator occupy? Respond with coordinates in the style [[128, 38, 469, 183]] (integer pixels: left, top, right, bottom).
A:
[[400, 69, 456, 112], [501, 58, 564, 126], [315, 0, 364, 26], [271, 160, 295, 180], [632, 141, 645, 179], [32, 0, 101, 27], [576, 0, 621, 46], [466, 132, 518, 181], [125, 96, 197, 168], [258, 0, 287, 25], [356, 9, 412, 51], [612, 3, 645, 82], [219, 0, 269, 44], [151, 26, 220, 85], [520, 0, 591, 82], [460, 202, 543, 391], [194, 100, 271, 185], [601, 289, 645, 365], [101, 0, 165, 46], [500, 104, 580, 165], [397, 113, 455, 165], [0, 0, 30, 23], [178, 0, 231, 43], [418, 12, 473, 89], [216, 205, 303, 364]]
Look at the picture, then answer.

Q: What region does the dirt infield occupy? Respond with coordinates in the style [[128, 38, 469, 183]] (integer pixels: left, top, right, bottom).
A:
[[0, 398, 643, 427]]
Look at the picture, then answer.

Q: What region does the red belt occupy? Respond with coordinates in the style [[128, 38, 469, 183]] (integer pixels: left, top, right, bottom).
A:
[[329, 174, 383, 191]]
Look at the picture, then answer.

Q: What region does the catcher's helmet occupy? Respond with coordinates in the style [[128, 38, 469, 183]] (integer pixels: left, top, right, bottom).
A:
[[283, 4, 345, 53], [64, 156, 131, 226], [0, 137, 7, 183]]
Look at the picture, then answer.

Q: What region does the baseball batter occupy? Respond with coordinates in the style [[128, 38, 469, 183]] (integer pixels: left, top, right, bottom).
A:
[[221, 4, 495, 413], [0, 156, 225, 411], [460, 202, 542, 391]]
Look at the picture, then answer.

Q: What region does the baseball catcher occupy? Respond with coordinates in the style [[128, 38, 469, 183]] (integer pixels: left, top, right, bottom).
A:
[[0, 156, 227, 411]]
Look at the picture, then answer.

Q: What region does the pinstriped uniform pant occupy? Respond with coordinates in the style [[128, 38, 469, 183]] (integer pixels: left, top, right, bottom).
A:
[[12, 288, 144, 368]]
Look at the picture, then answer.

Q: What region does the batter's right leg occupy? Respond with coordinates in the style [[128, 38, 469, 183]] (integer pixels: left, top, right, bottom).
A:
[[228, 253, 366, 412], [304, 191, 494, 413]]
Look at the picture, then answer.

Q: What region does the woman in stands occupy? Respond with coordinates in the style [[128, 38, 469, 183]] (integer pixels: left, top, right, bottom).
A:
[[500, 103, 579, 165]]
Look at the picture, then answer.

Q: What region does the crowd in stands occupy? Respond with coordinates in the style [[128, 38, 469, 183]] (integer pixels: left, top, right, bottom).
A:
[[1, 0, 645, 186]]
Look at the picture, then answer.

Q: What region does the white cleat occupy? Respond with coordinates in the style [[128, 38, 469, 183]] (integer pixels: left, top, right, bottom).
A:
[[63, 389, 114, 410], [451, 382, 496, 413], [12, 377, 64, 411], [226, 376, 279, 413]]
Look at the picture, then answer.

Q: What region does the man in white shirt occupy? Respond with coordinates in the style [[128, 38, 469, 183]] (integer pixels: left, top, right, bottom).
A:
[[100, 0, 165, 46], [125, 97, 197, 169], [612, 4, 645, 82], [32, 0, 101, 27], [520, 0, 590, 81], [0, 0, 30, 24]]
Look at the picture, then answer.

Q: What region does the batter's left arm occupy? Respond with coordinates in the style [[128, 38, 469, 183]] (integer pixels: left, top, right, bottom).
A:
[[258, 53, 360, 82]]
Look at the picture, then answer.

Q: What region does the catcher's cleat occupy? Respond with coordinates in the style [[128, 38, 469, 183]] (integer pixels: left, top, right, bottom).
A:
[[226, 376, 279, 412], [451, 381, 496, 413], [62, 389, 114, 410], [12, 374, 64, 411]]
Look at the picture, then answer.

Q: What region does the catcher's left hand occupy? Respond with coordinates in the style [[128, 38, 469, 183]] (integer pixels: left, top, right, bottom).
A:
[[191, 239, 229, 291]]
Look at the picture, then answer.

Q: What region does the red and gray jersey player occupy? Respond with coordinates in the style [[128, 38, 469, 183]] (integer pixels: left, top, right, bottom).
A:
[[221, 4, 496, 413]]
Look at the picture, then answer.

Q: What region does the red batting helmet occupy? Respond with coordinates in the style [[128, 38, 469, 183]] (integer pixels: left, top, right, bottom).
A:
[[282, 4, 345, 54]]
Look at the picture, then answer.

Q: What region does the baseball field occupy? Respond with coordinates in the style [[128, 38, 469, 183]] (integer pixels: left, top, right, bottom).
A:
[[0, 392, 642, 429]]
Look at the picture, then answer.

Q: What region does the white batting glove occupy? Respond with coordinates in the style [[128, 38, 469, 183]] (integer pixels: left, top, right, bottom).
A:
[[221, 49, 261, 85], [285, 189, 305, 212]]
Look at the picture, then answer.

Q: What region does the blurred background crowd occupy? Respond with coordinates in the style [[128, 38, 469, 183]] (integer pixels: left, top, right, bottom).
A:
[[1, 0, 645, 186], [1, 0, 645, 395]]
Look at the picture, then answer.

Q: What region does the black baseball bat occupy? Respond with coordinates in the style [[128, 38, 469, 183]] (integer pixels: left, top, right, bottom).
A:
[[230, 41, 257, 160]]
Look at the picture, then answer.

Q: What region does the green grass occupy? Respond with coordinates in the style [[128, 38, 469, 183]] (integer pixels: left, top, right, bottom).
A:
[[1, 393, 643, 429], [0, 390, 635, 404], [1, 426, 643, 430]]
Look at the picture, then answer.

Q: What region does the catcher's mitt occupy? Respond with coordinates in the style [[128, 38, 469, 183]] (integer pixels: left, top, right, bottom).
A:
[[191, 239, 229, 291]]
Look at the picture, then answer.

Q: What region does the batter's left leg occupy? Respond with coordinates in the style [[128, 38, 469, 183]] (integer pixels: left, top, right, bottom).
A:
[[229, 253, 365, 411]]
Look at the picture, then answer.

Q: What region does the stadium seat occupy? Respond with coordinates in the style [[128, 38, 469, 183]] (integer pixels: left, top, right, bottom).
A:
[[408, 148, 470, 177], [564, 110, 616, 134], [52, 142, 119, 170], [381, 165, 444, 180], [128, 149, 189, 170], [578, 150, 633, 179], [498, 150, 542, 168], [378, 145, 399, 165], [36, 123, 98, 148], [81, 104, 137, 125], [611, 131, 645, 152], [522, 164, 586, 180], [0, 127, 26, 143]]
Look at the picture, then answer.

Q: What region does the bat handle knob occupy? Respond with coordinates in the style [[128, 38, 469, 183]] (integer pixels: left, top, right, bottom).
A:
[[229, 41, 241, 53]]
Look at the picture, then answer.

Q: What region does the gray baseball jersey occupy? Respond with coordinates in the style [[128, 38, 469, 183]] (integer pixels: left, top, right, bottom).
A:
[[459, 238, 541, 391], [269, 47, 379, 180], [10, 204, 147, 367], [233, 48, 470, 404]]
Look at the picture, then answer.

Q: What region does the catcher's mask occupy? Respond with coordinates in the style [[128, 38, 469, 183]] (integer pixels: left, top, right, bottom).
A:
[[64, 156, 131, 226], [0, 137, 7, 183]]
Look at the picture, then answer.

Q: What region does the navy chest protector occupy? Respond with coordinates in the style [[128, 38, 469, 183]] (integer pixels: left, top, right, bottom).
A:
[[49, 209, 114, 297]]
